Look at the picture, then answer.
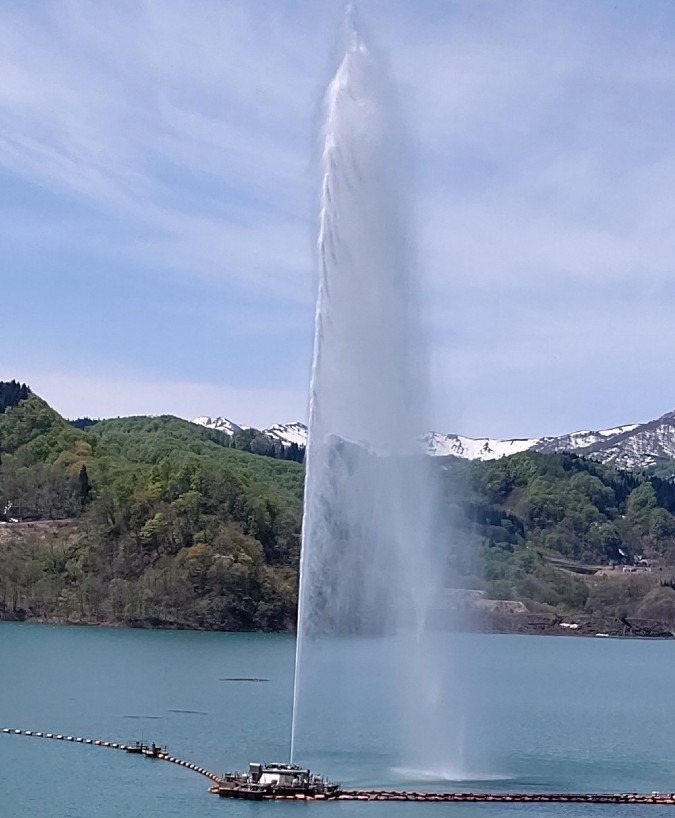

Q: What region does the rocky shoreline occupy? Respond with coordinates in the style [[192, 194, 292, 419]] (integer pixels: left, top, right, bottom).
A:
[[474, 610, 674, 639]]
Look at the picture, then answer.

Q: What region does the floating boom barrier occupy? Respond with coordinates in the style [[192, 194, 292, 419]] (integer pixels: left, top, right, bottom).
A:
[[327, 791, 675, 804], [4, 726, 675, 805], [1, 726, 220, 785]]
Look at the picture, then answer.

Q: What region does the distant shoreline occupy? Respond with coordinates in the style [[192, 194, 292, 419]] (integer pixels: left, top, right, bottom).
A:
[[2, 610, 673, 640]]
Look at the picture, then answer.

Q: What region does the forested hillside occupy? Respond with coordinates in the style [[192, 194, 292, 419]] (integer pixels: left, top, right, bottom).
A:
[[0, 391, 302, 630], [444, 453, 675, 625], [3, 383, 675, 632]]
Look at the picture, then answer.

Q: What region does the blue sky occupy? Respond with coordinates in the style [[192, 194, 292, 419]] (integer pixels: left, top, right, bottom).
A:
[[4, 0, 675, 438]]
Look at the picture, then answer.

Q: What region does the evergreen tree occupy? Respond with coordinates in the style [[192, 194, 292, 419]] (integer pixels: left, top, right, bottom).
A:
[[78, 464, 92, 507], [0, 380, 29, 414], [70, 417, 98, 431]]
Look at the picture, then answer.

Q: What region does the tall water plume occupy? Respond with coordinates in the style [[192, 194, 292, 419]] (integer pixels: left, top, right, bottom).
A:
[[291, 14, 471, 781]]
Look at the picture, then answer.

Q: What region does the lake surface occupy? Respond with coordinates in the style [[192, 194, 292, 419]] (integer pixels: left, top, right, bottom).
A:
[[1, 623, 674, 817]]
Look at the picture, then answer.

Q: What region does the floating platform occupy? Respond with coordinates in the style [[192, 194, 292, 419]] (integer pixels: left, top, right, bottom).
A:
[[211, 762, 340, 800], [208, 784, 675, 805]]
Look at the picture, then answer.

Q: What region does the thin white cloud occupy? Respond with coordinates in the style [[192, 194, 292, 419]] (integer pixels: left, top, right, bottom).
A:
[[0, 0, 324, 298], [4, 0, 675, 437]]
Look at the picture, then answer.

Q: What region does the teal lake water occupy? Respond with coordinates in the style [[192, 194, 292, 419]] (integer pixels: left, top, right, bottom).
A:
[[2, 623, 675, 816]]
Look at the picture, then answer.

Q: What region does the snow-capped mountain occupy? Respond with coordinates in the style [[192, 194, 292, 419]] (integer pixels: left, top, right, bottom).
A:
[[263, 422, 308, 448], [565, 412, 675, 470], [421, 432, 538, 460], [192, 416, 307, 448], [192, 411, 675, 470], [191, 416, 242, 436], [534, 425, 640, 455]]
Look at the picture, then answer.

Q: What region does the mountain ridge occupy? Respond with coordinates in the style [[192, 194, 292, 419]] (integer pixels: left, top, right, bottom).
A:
[[192, 411, 675, 471]]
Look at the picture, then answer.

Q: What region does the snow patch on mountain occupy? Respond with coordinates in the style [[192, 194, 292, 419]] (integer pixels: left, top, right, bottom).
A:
[[599, 425, 641, 438]]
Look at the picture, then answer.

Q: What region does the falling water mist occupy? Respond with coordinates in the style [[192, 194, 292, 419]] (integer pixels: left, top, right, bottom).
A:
[[291, 15, 478, 783]]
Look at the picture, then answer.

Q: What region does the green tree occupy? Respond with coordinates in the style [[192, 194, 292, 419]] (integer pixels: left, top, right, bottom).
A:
[[78, 465, 92, 507]]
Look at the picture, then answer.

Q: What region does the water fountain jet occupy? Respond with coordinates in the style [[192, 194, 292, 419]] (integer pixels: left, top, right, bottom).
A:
[[291, 12, 472, 782]]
